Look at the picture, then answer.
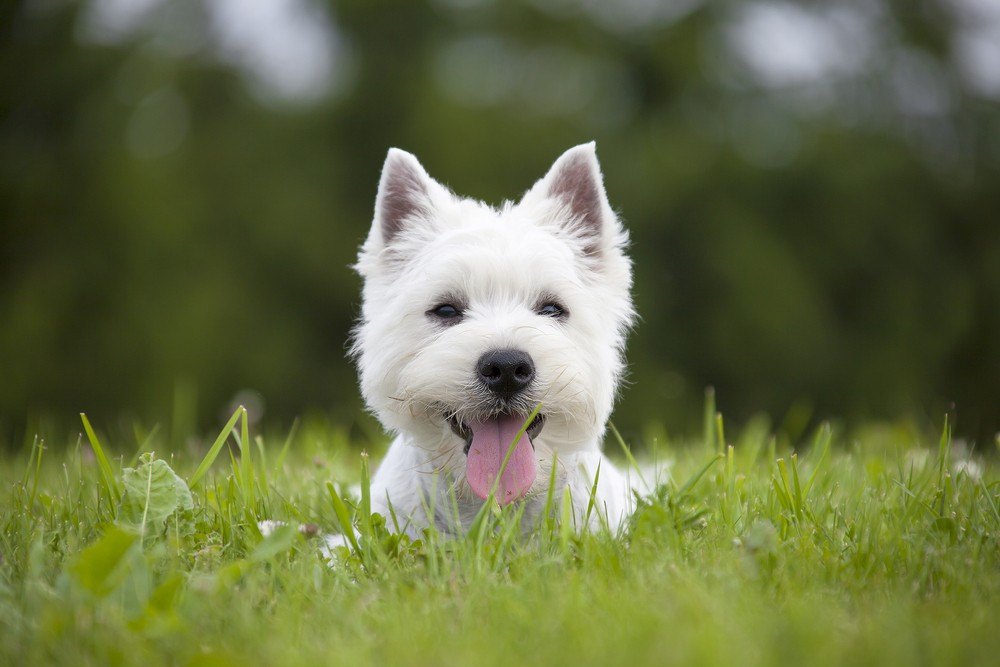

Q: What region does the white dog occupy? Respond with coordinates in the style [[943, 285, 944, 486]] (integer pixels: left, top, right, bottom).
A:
[[353, 143, 637, 538]]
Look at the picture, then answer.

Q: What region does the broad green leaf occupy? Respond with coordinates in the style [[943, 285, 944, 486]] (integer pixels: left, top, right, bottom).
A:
[[67, 526, 139, 597], [120, 453, 194, 538], [146, 573, 184, 613]]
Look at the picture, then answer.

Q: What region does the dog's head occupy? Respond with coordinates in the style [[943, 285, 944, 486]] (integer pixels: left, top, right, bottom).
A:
[[353, 143, 633, 504]]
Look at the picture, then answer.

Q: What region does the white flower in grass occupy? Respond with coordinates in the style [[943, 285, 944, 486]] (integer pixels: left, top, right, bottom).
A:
[[258, 519, 286, 537], [952, 459, 982, 483]]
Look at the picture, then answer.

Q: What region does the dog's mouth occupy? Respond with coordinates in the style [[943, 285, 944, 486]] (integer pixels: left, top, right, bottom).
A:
[[447, 412, 543, 504], [448, 412, 544, 452]]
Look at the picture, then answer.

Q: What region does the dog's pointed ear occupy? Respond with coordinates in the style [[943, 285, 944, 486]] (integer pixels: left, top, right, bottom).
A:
[[373, 148, 436, 246], [527, 142, 616, 258]]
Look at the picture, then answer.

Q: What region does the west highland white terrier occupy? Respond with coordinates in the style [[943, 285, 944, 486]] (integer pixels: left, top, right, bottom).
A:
[[353, 143, 637, 537]]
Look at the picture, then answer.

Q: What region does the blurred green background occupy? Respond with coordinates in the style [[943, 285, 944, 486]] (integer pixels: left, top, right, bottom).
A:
[[2, 0, 998, 445]]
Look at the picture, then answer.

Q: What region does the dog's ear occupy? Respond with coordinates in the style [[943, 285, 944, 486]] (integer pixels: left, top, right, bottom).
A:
[[527, 142, 618, 258], [373, 148, 438, 246]]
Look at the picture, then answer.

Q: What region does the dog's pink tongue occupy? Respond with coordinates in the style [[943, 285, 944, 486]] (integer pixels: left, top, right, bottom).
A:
[[465, 415, 536, 505]]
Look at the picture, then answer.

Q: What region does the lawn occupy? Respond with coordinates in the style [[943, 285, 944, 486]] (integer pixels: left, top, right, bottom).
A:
[[1, 406, 998, 666]]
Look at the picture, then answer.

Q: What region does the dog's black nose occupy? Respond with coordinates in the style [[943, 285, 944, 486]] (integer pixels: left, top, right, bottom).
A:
[[476, 349, 535, 399]]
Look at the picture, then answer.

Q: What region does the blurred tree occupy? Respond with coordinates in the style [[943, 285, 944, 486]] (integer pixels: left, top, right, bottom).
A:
[[1, 0, 997, 443]]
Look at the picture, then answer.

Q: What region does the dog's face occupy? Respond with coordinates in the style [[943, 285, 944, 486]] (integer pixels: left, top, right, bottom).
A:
[[353, 143, 633, 505]]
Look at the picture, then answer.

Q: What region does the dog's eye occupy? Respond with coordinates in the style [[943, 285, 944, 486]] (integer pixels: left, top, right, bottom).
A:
[[537, 302, 567, 318], [429, 303, 463, 321]]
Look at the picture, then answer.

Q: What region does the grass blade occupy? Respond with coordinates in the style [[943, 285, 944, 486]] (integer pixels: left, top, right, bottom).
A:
[[326, 482, 361, 554], [677, 453, 723, 498], [359, 452, 372, 544], [543, 450, 560, 534], [802, 422, 832, 497], [274, 418, 298, 476], [189, 406, 243, 489], [703, 386, 716, 451], [239, 405, 254, 501], [559, 486, 573, 550], [609, 421, 646, 490], [80, 413, 120, 498]]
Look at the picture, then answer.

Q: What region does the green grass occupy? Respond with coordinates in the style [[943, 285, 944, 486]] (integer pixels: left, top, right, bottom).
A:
[[1, 408, 999, 666]]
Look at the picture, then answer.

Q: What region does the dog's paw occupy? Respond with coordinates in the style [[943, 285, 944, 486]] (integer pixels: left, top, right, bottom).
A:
[[319, 533, 352, 560], [258, 519, 349, 565], [257, 519, 287, 537], [257, 519, 321, 539]]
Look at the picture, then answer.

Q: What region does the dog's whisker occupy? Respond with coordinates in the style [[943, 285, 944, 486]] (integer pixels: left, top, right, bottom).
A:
[[430, 450, 459, 475]]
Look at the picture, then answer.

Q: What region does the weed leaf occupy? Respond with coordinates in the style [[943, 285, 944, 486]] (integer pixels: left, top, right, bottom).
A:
[[67, 526, 139, 597], [120, 453, 194, 539]]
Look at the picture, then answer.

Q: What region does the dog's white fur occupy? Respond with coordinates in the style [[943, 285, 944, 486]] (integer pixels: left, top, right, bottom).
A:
[[353, 143, 637, 537]]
